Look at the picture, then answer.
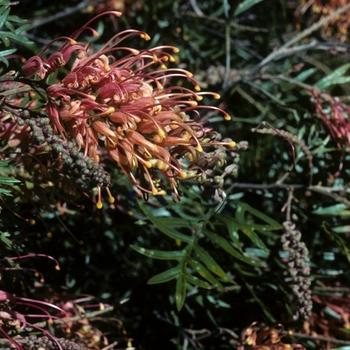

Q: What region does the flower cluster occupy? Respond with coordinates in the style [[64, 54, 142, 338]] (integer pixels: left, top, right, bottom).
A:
[[281, 221, 312, 319], [311, 91, 350, 151], [295, 0, 350, 42], [19, 11, 236, 206]]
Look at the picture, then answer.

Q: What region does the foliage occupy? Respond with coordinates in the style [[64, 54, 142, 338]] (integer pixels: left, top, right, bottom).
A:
[[1, 0, 350, 350]]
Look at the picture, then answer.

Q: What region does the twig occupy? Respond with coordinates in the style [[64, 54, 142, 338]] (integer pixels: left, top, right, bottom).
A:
[[15, 306, 114, 333], [285, 331, 350, 346], [249, 4, 350, 74], [181, 11, 268, 32], [25, 0, 90, 32]]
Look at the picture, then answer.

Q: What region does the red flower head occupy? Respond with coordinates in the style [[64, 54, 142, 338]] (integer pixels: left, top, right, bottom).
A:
[[20, 11, 236, 206]]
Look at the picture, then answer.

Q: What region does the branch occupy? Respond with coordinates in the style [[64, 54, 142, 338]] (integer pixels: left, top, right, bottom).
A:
[[248, 4, 350, 74]]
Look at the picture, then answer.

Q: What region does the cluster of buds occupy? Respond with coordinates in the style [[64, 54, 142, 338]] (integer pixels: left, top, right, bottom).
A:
[[311, 91, 350, 151], [17, 110, 112, 190], [281, 221, 312, 319], [0, 290, 69, 350], [7, 335, 86, 350], [18, 11, 236, 206], [294, 0, 350, 42], [196, 140, 247, 201]]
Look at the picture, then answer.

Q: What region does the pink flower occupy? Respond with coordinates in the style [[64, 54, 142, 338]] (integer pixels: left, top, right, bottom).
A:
[[20, 11, 236, 206]]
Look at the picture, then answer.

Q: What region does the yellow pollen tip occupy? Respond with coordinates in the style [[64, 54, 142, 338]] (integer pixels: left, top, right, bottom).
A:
[[196, 145, 203, 152], [69, 39, 77, 45], [224, 114, 231, 121], [48, 319, 53, 325], [160, 64, 167, 70], [157, 190, 167, 196], [172, 47, 180, 53], [107, 107, 115, 113], [29, 219, 36, 225], [144, 161, 153, 168], [96, 201, 103, 209], [140, 33, 151, 41], [179, 171, 187, 179], [47, 232, 52, 238], [169, 56, 176, 62], [108, 196, 115, 204], [214, 93, 221, 99], [152, 188, 158, 195], [186, 71, 193, 78], [227, 141, 236, 148], [55, 265, 60, 271], [189, 101, 198, 107], [131, 49, 139, 55], [196, 96, 203, 101], [162, 56, 169, 62], [194, 85, 201, 92], [158, 128, 166, 138]]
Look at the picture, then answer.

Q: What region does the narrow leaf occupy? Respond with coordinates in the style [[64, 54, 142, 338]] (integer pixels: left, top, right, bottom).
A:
[[234, 0, 264, 16], [313, 204, 350, 216], [175, 275, 186, 311], [187, 258, 225, 291], [0, 7, 10, 29], [204, 229, 265, 267], [148, 266, 180, 284], [316, 63, 350, 90], [0, 176, 20, 185], [193, 246, 235, 283], [185, 273, 212, 289], [130, 245, 186, 260], [138, 200, 194, 244]]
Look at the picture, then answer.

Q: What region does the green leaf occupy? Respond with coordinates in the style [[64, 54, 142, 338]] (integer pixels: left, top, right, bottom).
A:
[[332, 225, 350, 234], [315, 63, 350, 90], [0, 175, 20, 185], [148, 266, 180, 284], [294, 67, 317, 82], [0, 188, 14, 197], [204, 229, 265, 267], [193, 245, 235, 283], [0, 6, 9, 29], [184, 273, 212, 289], [234, 0, 264, 16], [175, 275, 186, 311], [130, 245, 186, 260], [313, 204, 350, 216], [237, 202, 283, 230], [138, 200, 194, 244], [187, 258, 225, 291]]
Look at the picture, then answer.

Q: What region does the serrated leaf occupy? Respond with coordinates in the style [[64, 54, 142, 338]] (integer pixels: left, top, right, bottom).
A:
[[315, 63, 350, 90], [234, 0, 264, 16], [148, 266, 180, 284], [187, 258, 225, 291], [130, 245, 186, 260], [204, 229, 264, 267], [138, 200, 194, 244], [175, 275, 186, 311], [193, 245, 234, 283]]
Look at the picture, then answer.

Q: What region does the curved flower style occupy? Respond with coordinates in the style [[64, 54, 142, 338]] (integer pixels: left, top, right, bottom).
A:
[[21, 11, 236, 206]]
